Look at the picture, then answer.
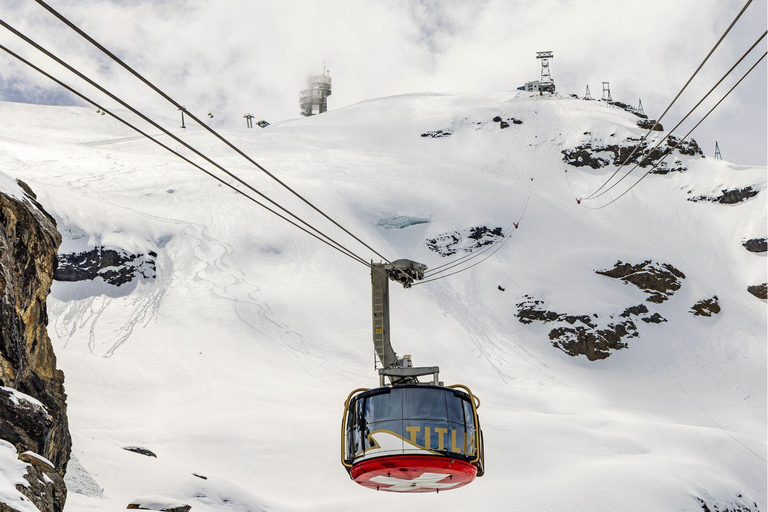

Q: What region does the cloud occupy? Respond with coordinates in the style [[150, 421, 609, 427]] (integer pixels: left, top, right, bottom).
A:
[[0, 0, 764, 163]]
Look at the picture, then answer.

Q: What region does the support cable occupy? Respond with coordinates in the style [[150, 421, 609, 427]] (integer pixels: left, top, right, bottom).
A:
[[584, 51, 766, 210], [33, 0, 392, 264], [583, 0, 754, 200], [0, 20, 377, 268], [585, 30, 767, 202], [0, 42, 375, 269]]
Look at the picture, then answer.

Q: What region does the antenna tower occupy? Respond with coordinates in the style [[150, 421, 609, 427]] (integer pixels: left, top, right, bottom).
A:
[[602, 82, 612, 102], [584, 85, 592, 100], [536, 51, 555, 94], [637, 98, 644, 116], [714, 141, 722, 160]]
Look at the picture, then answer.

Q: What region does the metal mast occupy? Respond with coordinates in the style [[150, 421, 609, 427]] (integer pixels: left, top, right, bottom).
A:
[[370, 260, 438, 386], [602, 82, 612, 102], [714, 141, 722, 160], [536, 51, 555, 94], [584, 85, 592, 100]]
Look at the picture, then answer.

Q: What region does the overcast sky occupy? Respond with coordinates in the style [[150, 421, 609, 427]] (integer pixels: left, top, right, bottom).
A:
[[1, 0, 766, 164]]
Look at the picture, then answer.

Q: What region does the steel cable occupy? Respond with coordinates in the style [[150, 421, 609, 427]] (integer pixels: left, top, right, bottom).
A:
[[582, 0, 754, 200], [585, 51, 767, 210], [33, 0, 392, 265], [585, 30, 767, 202], [0, 41, 377, 270], [0, 19, 381, 270]]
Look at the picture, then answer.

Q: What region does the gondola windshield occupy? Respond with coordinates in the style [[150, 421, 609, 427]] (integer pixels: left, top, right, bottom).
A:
[[344, 386, 479, 463]]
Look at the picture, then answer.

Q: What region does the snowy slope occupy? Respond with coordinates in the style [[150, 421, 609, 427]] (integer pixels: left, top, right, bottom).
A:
[[0, 91, 765, 512]]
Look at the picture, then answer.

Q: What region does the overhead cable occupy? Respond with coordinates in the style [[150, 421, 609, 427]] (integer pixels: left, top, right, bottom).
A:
[[585, 51, 767, 210], [0, 40, 375, 270], [585, 30, 767, 201], [33, 0, 392, 265], [0, 19, 378, 269], [582, 0, 754, 199]]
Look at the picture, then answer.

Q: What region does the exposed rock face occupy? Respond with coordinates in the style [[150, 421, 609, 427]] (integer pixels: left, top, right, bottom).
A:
[[0, 181, 70, 511], [747, 284, 767, 300], [426, 226, 503, 257], [596, 260, 685, 303], [122, 446, 157, 458], [515, 297, 661, 361], [562, 135, 699, 173], [54, 247, 156, 287], [420, 129, 451, 138], [636, 119, 664, 131], [691, 296, 721, 317], [696, 495, 760, 512], [689, 186, 760, 204], [742, 238, 767, 253]]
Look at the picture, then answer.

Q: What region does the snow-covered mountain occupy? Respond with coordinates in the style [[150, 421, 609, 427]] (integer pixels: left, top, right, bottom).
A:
[[0, 90, 765, 511]]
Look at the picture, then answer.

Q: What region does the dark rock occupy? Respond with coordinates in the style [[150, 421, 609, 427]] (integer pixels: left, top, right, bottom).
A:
[[747, 284, 767, 300], [122, 446, 157, 458], [500, 120, 509, 129], [696, 495, 759, 512], [743, 238, 767, 253], [492, 116, 502, 122], [597, 260, 684, 303], [421, 129, 452, 138], [620, 304, 649, 318], [691, 296, 721, 317], [548, 322, 633, 361], [689, 186, 759, 204], [192, 473, 208, 480], [497, 285, 505, 292], [54, 248, 156, 287], [515, 298, 636, 360], [641, 313, 667, 323], [0, 184, 70, 512], [511, 118, 523, 125], [637, 119, 664, 131], [127, 504, 191, 512], [561, 147, 610, 169], [426, 226, 503, 257]]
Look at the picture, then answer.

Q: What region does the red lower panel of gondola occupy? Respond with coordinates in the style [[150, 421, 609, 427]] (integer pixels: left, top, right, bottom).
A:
[[350, 455, 477, 493]]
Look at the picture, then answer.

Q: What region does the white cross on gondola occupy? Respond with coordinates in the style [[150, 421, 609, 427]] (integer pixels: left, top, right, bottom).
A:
[[369, 472, 460, 492]]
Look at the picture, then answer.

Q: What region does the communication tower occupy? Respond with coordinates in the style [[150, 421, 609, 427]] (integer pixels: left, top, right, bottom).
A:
[[714, 141, 722, 160], [602, 82, 612, 102], [637, 98, 645, 116], [584, 85, 592, 100], [536, 51, 555, 94], [299, 63, 332, 117]]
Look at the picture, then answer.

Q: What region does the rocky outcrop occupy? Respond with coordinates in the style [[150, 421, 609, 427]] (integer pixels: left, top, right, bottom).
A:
[[742, 238, 767, 253], [562, 135, 699, 173], [122, 446, 157, 458], [747, 284, 767, 300], [689, 186, 760, 204], [54, 247, 156, 287], [426, 226, 503, 257], [696, 495, 760, 512], [0, 180, 70, 511], [596, 260, 685, 303], [691, 296, 721, 317], [636, 119, 664, 131], [515, 297, 662, 361], [420, 129, 451, 138]]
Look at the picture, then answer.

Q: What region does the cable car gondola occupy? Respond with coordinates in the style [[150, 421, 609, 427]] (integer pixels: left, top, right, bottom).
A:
[[341, 260, 485, 493]]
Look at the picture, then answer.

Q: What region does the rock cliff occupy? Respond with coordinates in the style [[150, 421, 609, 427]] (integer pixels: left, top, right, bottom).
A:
[[0, 179, 70, 512]]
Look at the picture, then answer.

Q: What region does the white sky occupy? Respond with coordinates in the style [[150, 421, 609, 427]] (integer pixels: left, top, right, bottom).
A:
[[1, 0, 766, 164]]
